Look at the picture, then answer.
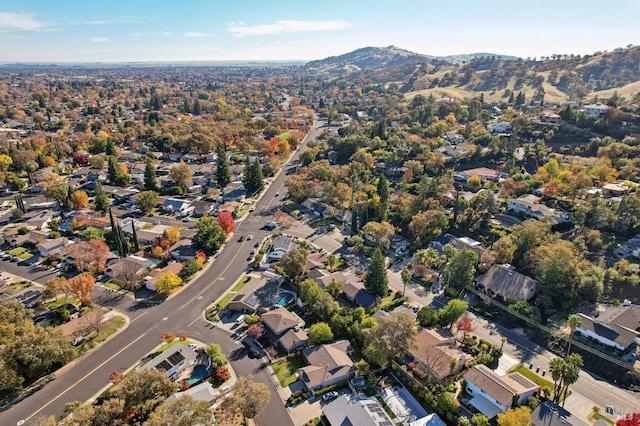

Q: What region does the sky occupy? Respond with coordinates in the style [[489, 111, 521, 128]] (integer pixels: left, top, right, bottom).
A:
[[0, 0, 638, 63]]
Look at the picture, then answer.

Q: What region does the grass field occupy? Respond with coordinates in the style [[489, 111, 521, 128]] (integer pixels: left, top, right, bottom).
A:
[[76, 315, 126, 354], [272, 356, 306, 387], [46, 296, 79, 309], [8, 247, 34, 259], [510, 365, 554, 390], [232, 275, 251, 292], [591, 411, 614, 425], [217, 292, 236, 309]]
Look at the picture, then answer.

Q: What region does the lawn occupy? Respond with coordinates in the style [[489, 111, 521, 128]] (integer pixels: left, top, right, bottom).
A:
[[217, 292, 236, 309], [510, 365, 554, 390], [8, 247, 34, 259], [46, 296, 80, 309], [102, 280, 121, 291], [591, 411, 614, 425], [75, 315, 126, 354], [232, 275, 251, 292], [272, 356, 306, 387], [157, 339, 192, 353]]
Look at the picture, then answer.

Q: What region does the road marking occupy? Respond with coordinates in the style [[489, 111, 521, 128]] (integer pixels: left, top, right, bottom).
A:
[[130, 311, 148, 323], [188, 317, 199, 327], [179, 243, 245, 310], [162, 317, 168, 321], [25, 333, 147, 422]]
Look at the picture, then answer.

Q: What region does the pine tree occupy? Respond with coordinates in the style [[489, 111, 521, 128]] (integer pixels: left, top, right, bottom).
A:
[[94, 181, 110, 214], [377, 175, 389, 221], [107, 156, 119, 184], [131, 223, 140, 252], [193, 98, 202, 116], [365, 247, 389, 298], [144, 157, 158, 191], [216, 146, 230, 189], [351, 209, 358, 234], [105, 139, 116, 156]]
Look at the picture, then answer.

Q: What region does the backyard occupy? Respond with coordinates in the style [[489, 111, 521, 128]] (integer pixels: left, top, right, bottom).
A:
[[272, 355, 306, 387]]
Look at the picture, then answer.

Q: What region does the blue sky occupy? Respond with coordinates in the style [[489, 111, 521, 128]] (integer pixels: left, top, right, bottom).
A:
[[0, 0, 638, 62]]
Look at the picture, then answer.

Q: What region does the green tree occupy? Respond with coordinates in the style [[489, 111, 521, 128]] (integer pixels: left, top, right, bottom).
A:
[[205, 343, 227, 369], [41, 173, 68, 211], [277, 248, 309, 285], [363, 312, 417, 366], [497, 406, 531, 426], [436, 392, 460, 422], [136, 190, 159, 213], [107, 155, 130, 187], [144, 157, 158, 191], [94, 180, 110, 214], [401, 267, 411, 296], [243, 158, 264, 195], [308, 322, 334, 345], [216, 146, 230, 189], [377, 174, 389, 220], [299, 278, 322, 306], [444, 249, 479, 290], [144, 395, 212, 426], [437, 299, 468, 328], [192, 216, 226, 255], [364, 247, 388, 298], [565, 314, 582, 356], [471, 413, 490, 426]]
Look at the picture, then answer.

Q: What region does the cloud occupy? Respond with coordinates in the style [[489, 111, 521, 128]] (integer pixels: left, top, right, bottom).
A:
[[86, 16, 136, 25], [228, 19, 352, 37], [90, 37, 111, 43], [0, 11, 48, 32], [161, 31, 171, 36], [184, 32, 212, 38]]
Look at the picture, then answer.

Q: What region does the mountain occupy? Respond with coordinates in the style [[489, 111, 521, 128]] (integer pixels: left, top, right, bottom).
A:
[[440, 52, 520, 64]]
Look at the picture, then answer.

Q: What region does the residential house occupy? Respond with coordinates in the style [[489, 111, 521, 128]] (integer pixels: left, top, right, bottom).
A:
[[323, 395, 395, 426], [266, 235, 297, 263], [342, 281, 377, 309], [540, 110, 562, 124], [74, 214, 113, 231], [279, 328, 309, 353], [444, 133, 465, 144], [139, 345, 198, 380], [305, 252, 328, 273], [577, 303, 640, 352], [162, 198, 191, 213], [36, 237, 71, 257], [429, 233, 455, 254], [434, 145, 470, 160], [165, 381, 217, 404], [105, 255, 155, 279], [456, 167, 505, 183], [224, 184, 247, 202], [190, 200, 214, 217], [217, 200, 243, 217], [508, 194, 572, 224], [488, 121, 512, 134], [145, 261, 184, 292], [475, 264, 538, 302], [302, 198, 329, 218], [405, 328, 466, 382], [583, 103, 610, 118], [531, 401, 590, 426], [299, 340, 356, 392], [410, 414, 447, 426], [450, 236, 485, 256], [5, 229, 49, 248], [169, 239, 199, 261], [23, 210, 56, 230], [464, 364, 539, 419], [227, 273, 284, 313], [315, 270, 359, 290], [261, 306, 304, 338], [602, 182, 631, 198]]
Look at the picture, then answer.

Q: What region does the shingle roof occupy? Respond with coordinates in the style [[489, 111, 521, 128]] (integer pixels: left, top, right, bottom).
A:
[[578, 304, 640, 349], [476, 264, 538, 301], [464, 364, 538, 407], [531, 401, 590, 426], [300, 340, 354, 389], [261, 307, 303, 335]]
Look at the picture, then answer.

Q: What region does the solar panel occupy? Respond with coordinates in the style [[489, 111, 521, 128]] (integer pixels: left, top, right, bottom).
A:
[[156, 360, 172, 371], [167, 352, 185, 365]]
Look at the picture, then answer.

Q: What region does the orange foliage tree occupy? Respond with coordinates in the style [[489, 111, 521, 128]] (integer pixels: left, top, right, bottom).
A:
[[65, 273, 96, 306], [216, 211, 235, 234]]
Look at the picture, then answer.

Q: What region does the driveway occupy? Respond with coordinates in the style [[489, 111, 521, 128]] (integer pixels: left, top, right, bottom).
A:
[[380, 379, 428, 424]]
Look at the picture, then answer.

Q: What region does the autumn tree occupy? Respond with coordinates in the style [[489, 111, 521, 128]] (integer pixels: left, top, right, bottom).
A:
[[247, 323, 264, 340], [497, 406, 532, 426], [409, 209, 449, 247], [145, 395, 212, 426], [155, 272, 182, 294], [109, 370, 124, 384], [308, 322, 334, 345], [41, 173, 69, 210], [160, 331, 175, 343], [119, 369, 178, 421], [168, 160, 192, 188], [364, 248, 388, 298], [455, 315, 473, 341], [616, 413, 640, 426], [216, 211, 235, 234], [163, 225, 181, 245], [71, 190, 89, 209], [65, 273, 95, 306], [135, 190, 159, 213], [362, 221, 395, 249], [363, 312, 417, 366], [220, 376, 271, 420]]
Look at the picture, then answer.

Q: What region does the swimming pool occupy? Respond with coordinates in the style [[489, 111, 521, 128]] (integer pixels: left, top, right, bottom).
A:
[[275, 291, 295, 307], [187, 364, 209, 385]]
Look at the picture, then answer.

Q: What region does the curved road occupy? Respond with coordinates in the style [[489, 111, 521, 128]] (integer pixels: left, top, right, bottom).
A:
[[1, 118, 324, 426]]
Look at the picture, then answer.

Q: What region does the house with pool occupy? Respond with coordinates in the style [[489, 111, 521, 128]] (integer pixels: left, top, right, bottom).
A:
[[227, 272, 296, 313]]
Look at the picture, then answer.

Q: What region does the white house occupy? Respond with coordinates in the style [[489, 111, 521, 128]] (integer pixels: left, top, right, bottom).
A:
[[139, 345, 198, 380], [464, 364, 539, 419], [266, 235, 297, 263], [583, 103, 610, 118], [508, 194, 572, 224], [577, 303, 640, 352]]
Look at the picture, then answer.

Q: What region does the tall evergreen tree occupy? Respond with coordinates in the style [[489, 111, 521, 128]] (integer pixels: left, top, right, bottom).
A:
[[193, 98, 202, 116], [216, 146, 230, 189], [94, 181, 110, 214], [144, 157, 158, 191], [131, 223, 140, 252], [377, 174, 389, 221], [107, 156, 119, 185], [243, 159, 264, 195], [365, 248, 389, 298], [105, 139, 116, 156]]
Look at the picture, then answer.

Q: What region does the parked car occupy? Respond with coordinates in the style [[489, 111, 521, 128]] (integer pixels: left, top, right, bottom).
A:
[[322, 391, 339, 401], [248, 347, 261, 358], [247, 234, 253, 240], [238, 235, 244, 242]]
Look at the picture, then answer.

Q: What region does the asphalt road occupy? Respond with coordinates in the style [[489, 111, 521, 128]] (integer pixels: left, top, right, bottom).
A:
[[1, 118, 325, 426]]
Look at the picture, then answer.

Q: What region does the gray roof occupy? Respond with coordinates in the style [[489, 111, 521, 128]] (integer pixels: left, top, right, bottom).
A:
[[476, 264, 537, 301], [139, 345, 197, 374], [531, 401, 590, 426], [324, 395, 394, 426], [165, 381, 217, 403], [578, 304, 640, 349]]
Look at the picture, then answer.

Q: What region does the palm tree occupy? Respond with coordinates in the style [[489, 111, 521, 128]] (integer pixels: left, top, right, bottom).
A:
[[401, 267, 412, 297], [549, 357, 565, 403], [565, 314, 581, 356], [560, 354, 583, 406]]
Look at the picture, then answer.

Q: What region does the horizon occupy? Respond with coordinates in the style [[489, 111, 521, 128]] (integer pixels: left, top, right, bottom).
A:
[[1, 0, 638, 63]]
